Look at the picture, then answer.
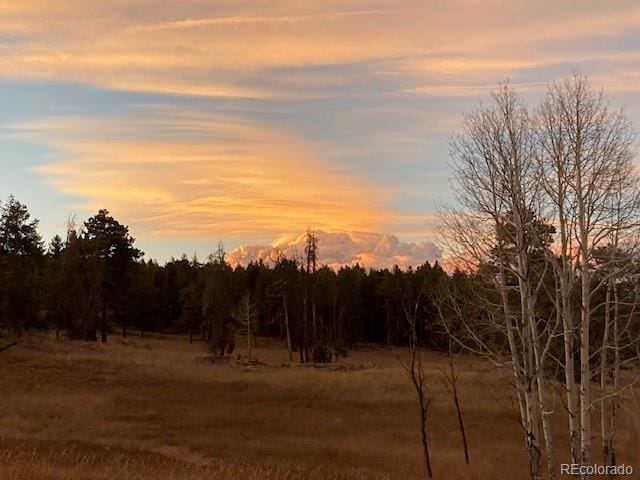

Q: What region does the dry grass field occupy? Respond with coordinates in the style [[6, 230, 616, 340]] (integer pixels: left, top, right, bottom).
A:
[[0, 333, 638, 479]]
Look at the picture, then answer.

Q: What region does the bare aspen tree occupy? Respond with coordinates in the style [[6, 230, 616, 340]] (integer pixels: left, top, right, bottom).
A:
[[537, 73, 639, 470], [440, 74, 640, 479], [592, 183, 640, 473], [536, 89, 582, 464], [441, 84, 556, 480], [434, 247, 552, 480], [234, 292, 258, 361]]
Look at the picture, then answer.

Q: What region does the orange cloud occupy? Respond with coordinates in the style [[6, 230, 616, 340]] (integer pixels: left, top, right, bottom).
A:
[[11, 108, 384, 241], [227, 230, 441, 270], [2, 1, 640, 98]]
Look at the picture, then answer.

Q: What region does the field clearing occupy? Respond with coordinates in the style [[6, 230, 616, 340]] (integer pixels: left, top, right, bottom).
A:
[[0, 333, 638, 479]]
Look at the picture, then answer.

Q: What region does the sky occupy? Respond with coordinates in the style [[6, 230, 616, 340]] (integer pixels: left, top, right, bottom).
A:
[[2, 0, 640, 268]]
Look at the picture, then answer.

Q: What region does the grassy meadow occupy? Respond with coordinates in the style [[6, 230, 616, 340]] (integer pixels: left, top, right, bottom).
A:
[[0, 333, 638, 479]]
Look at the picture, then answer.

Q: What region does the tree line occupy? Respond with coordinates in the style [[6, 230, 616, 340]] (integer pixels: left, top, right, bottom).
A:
[[0, 202, 451, 361]]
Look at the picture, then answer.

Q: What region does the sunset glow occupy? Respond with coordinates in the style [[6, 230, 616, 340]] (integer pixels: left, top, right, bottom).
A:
[[3, 1, 640, 266]]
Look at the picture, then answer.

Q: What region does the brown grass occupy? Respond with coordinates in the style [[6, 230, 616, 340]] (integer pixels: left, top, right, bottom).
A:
[[0, 333, 637, 479]]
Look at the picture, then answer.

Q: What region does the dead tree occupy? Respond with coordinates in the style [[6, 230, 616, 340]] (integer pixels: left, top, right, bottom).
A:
[[400, 294, 433, 479], [441, 341, 470, 465], [304, 229, 319, 351]]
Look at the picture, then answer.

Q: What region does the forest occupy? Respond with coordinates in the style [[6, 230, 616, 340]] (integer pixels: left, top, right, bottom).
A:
[[0, 201, 450, 359]]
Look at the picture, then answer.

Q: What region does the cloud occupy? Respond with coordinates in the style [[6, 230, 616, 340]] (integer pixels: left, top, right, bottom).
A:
[[10, 107, 385, 242], [2, 1, 640, 99], [227, 229, 441, 270], [3, 0, 640, 262]]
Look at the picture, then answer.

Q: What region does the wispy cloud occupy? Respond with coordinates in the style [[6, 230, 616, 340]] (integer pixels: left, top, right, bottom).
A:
[[10, 108, 385, 242], [131, 10, 386, 31], [2, 1, 640, 99]]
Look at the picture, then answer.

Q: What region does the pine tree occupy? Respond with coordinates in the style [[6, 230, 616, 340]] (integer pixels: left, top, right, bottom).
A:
[[0, 195, 44, 333], [83, 209, 143, 342]]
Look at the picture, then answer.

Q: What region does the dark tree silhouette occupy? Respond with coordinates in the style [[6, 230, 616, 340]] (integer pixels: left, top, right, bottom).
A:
[[0, 195, 44, 334], [83, 209, 143, 342]]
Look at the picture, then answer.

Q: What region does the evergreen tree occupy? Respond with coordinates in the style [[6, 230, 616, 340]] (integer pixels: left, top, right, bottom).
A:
[[203, 242, 236, 356], [0, 196, 44, 333], [83, 209, 143, 341]]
